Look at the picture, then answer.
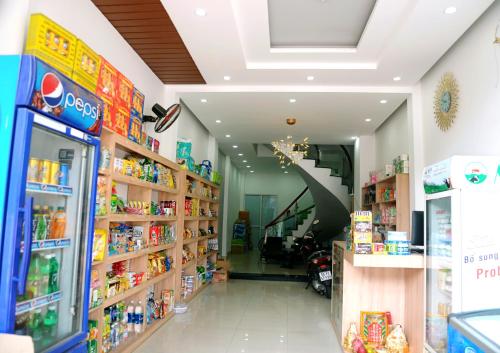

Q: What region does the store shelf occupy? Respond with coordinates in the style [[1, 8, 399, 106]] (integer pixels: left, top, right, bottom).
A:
[[112, 173, 178, 194], [199, 217, 217, 221], [109, 214, 149, 222], [363, 174, 398, 188], [197, 235, 210, 242], [182, 259, 196, 269], [105, 243, 176, 264], [105, 127, 179, 171], [186, 170, 219, 188], [103, 271, 174, 307], [110, 311, 175, 353], [208, 233, 218, 239], [148, 243, 176, 253], [378, 198, 397, 204], [345, 251, 424, 269], [183, 237, 198, 245], [16, 291, 62, 315], [89, 304, 102, 314], [208, 250, 218, 257], [26, 181, 72, 196], [92, 260, 104, 267], [30, 238, 71, 252], [184, 216, 198, 221], [149, 215, 177, 222], [98, 169, 110, 176], [185, 281, 211, 303], [185, 192, 218, 203], [197, 254, 208, 262]]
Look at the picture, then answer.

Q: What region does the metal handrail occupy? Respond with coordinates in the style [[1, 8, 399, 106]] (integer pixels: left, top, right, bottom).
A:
[[265, 187, 309, 229]]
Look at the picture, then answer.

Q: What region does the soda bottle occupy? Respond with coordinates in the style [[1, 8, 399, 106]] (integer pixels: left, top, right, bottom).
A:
[[26, 254, 42, 299], [40, 255, 50, 295], [27, 308, 43, 345], [127, 301, 134, 333], [134, 301, 143, 334], [15, 312, 29, 335], [47, 206, 55, 239], [32, 205, 41, 240], [48, 254, 59, 293], [43, 305, 58, 344], [36, 206, 47, 240], [51, 207, 66, 239]]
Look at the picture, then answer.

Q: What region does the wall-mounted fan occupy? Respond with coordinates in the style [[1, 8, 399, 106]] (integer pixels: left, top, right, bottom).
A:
[[143, 103, 181, 133]]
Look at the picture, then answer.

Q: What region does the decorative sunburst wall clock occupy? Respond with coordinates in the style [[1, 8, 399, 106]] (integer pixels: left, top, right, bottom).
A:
[[434, 72, 459, 131]]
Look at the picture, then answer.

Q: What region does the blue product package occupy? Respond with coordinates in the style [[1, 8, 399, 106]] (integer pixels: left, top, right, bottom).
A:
[[16, 55, 103, 136]]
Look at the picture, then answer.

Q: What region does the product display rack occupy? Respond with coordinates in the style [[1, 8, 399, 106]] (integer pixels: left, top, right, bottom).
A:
[[90, 128, 179, 353], [178, 170, 220, 302], [361, 174, 409, 232], [89, 127, 221, 353]]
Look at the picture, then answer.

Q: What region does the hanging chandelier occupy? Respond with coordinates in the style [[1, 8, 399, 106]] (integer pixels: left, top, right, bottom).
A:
[[271, 135, 309, 166]]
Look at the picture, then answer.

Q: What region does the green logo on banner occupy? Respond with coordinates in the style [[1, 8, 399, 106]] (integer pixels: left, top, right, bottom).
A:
[[464, 162, 487, 184]]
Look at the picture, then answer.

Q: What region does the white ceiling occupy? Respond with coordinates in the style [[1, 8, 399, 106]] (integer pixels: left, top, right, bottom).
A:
[[268, 0, 376, 48], [161, 0, 493, 170]]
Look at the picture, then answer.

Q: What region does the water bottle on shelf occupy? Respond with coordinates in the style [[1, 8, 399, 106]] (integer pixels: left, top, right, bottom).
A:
[[127, 301, 135, 333], [134, 301, 143, 334], [42, 305, 58, 346]]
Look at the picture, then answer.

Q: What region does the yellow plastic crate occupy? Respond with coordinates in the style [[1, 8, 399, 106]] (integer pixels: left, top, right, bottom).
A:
[[25, 13, 77, 76], [72, 39, 101, 93]]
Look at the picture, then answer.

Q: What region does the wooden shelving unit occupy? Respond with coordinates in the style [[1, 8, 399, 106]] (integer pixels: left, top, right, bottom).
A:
[[178, 169, 220, 301], [361, 173, 410, 232], [90, 128, 221, 353]]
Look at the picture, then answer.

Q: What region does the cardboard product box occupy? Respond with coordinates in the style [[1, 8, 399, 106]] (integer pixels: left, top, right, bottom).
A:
[[25, 13, 77, 77], [72, 39, 101, 93], [96, 56, 118, 103], [423, 156, 500, 194], [214, 259, 229, 283], [351, 211, 373, 253], [131, 87, 145, 119], [128, 114, 142, 143], [116, 72, 133, 111], [113, 106, 130, 137], [101, 96, 115, 131]]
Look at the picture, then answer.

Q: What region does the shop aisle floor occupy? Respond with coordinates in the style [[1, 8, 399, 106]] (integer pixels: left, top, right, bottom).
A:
[[134, 280, 342, 353]]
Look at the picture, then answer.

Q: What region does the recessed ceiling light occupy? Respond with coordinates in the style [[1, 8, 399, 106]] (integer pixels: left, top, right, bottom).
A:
[[242, 160, 247, 163], [250, 170, 254, 173], [238, 153, 243, 156], [365, 118, 372, 122], [380, 99, 387, 104], [195, 8, 207, 16], [444, 6, 457, 14], [351, 136, 358, 140], [307, 76, 314, 81], [225, 134, 231, 138], [232, 145, 238, 149], [281, 166, 285, 169], [223, 75, 231, 81], [393, 76, 401, 81], [289, 98, 296, 103], [200, 98, 207, 103], [215, 120, 221, 124], [287, 135, 292, 139], [284, 171, 289, 174], [246, 165, 251, 168]]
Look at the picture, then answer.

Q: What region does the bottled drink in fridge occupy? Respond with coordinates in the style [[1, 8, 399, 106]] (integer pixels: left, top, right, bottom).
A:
[[50, 207, 66, 239], [32, 205, 41, 240], [40, 255, 50, 295], [134, 301, 143, 334], [127, 301, 134, 333], [36, 206, 48, 240], [26, 254, 42, 299], [48, 254, 59, 293], [43, 305, 58, 342], [27, 308, 43, 344], [47, 206, 55, 239]]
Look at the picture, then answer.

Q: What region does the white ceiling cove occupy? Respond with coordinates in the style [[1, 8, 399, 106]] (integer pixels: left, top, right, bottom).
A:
[[268, 0, 377, 48]]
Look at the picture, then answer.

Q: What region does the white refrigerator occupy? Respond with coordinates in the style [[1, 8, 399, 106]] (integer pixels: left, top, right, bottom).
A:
[[424, 156, 500, 353]]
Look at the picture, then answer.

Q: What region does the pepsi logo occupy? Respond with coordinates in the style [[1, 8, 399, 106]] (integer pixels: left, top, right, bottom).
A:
[[41, 73, 64, 108]]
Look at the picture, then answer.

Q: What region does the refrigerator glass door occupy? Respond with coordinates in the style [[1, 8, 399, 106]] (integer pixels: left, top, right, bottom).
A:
[[15, 115, 96, 352], [426, 196, 453, 353], [464, 314, 500, 346]]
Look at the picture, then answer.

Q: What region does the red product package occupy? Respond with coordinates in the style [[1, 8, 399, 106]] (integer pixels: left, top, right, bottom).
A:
[[101, 96, 115, 131], [114, 106, 130, 137], [96, 56, 118, 102], [116, 72, 133, 111]]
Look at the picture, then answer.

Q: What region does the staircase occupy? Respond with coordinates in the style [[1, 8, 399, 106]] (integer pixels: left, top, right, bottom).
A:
[[283, 206, 316, 247]]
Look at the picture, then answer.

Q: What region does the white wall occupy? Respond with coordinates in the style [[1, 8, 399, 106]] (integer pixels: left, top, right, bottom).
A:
[[223, 159, 245, 255], [420, 1, 500, 166], [354, 135, 375, 209], [244, 171, 313, 212], [374, 101, 409, 170]]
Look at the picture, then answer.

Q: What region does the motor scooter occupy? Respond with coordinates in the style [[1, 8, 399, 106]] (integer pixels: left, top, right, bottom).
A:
[[305, 249, 333, 298]]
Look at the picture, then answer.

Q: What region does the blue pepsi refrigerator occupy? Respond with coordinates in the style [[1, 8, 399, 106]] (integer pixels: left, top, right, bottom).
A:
[[448, 310, 500, 353], [0, 55, 102, 353], [423, 157, 500, 353]]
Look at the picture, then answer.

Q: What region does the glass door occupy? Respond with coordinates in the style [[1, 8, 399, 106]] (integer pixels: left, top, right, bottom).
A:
[[14, 114, 96, 352], [426, 195, 453, 353]]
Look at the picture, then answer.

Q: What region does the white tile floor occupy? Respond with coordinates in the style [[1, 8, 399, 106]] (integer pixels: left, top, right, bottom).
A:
[[134, 280, 342, 353]]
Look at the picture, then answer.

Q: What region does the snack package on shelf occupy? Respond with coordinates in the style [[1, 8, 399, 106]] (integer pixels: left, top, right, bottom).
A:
[[89, 270, 103, 309], [147, 251, 173, 279], [25, 13, 77, 76], [92, 229, 106, 262], [182, 245, 195, 264], [385, 324, 409, 353], [149, 224, 176, 246], [108, 223, 144, 256], [105, 261, 145, 299], [181, 275, 195, 298], [87, 320, 99, 353], [95, 176, 107, 216]]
